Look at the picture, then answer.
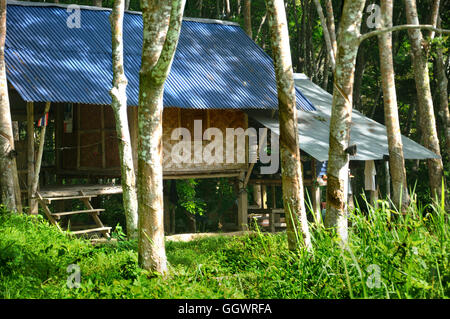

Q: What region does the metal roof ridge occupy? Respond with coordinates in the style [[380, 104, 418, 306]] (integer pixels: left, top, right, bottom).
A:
[[7, 0, 240, 26]]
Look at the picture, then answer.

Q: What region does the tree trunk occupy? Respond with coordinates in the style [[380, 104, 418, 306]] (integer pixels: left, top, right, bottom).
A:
[[110, 0, 138, 239], [0, 0, 17, 211], [313, 0, 335, 70], [266, 0, 312, 251], [325, 0, 337, 56], [378, 0, 410, 210], [94, 0, 103, 7], [243, 0, 252, 38], [138, 0, 185, 274], [324, 0, 366, 243], [436, 17, 450, 159], [404, 0, 446, 203], [225, 0, 231, 18]]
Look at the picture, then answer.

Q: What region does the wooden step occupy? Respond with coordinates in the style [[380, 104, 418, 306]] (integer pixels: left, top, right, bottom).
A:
[[52, 209, 105, 218], [39, 195, 97, 204], [68, 227, 112, 235]]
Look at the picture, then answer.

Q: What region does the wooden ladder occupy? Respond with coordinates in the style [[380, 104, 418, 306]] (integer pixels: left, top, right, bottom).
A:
[[35, 191, 111, 238]]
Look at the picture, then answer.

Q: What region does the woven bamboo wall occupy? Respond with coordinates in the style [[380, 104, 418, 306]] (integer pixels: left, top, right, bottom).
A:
[[60, 105, 248, 176]]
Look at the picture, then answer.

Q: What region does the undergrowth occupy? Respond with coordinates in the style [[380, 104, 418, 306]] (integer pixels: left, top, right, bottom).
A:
[[0, 195, 448, 299]]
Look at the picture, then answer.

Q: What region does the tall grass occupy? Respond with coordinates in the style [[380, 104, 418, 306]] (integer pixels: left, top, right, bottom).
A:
[[0, 191, 448, 299]]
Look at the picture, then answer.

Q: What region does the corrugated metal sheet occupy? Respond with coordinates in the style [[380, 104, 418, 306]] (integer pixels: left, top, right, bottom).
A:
[[246, 73, 439, 161], [5, 1, 315, 111]]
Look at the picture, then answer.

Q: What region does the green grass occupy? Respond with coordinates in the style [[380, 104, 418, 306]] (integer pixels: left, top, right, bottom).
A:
[[0, 196, 448, 299]]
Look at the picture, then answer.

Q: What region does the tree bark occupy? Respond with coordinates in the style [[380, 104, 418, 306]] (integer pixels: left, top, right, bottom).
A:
[[94, 0, 103, 7], [404, 0, 446, 203], [325, 0, 337, 56], [0, 0, 18, 211], [110, 0, 138, 239], [225, 0, 231, 17], [266, 0, 312, 251], [138, 0, 185, 274], [324, 0, 366, 243], [313, 0, 335, 71], [436, 16, 450, 159], [377, 0, 410, 210], [243, 0, 252, 38]]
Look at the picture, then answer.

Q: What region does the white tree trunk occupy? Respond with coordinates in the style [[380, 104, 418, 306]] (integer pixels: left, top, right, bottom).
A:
[[266, 0, 312, 251], [436, 17, 450, 159], [404, 0, 446, 204], [324, 0, 366, 243], [138, 0, 185, 274], [0, 0, 18, 212], [110, 0, 138, 239], [377, 0, 410, 210]]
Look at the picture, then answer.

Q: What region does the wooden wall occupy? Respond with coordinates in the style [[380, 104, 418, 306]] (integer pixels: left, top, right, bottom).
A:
[[58, 104, 249, 178]]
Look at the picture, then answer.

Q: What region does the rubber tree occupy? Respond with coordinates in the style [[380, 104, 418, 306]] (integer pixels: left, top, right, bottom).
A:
[[110, 0, 138, 239], [324, 0, 366, 243], [0, 0, 21, 212], [265, 0, 312, 251], [378, 0, 410, 210], [138, 0, 186, 274], [243, 0, 252, 38], [404, 0, 447, 204]]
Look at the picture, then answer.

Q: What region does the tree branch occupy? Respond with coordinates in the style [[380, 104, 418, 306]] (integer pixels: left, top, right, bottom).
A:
[[359, 24, 450, 43]]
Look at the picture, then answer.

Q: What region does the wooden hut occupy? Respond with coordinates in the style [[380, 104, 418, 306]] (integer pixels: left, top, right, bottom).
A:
[[5, 1, 316, 236], [5, 2, 438, 237]]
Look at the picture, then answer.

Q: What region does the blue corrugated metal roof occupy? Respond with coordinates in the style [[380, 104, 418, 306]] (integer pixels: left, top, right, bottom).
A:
[[5, 2, 315, 111]]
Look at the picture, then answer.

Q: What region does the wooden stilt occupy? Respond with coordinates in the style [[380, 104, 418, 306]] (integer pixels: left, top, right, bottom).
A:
[[311, 160, 322, 223], [261, 184, 267, 209], [26, 102, 37, 214], [237, 172, 248, 231], [163, 193, 170, 234], [270, 185, 276, 232], [30, 102, 51, 209]]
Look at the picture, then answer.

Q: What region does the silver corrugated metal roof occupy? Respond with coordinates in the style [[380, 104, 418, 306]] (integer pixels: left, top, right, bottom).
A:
[[247, 73, 439, 161]]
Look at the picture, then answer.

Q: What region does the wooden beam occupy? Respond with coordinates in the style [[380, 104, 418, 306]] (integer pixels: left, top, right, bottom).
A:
[[27, 102, 37, 214], [30, 102, 51, 208], [101, 106, 106, 169], [237, 171, 248, 231], [77, 104, 81, 169], [127, 106, 138, 171], [261, 184, 267, 209], [311, 160, 322, 224]]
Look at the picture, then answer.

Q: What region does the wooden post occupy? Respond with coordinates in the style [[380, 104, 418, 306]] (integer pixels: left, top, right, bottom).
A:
[[163, 192, 170, 234], [311, 160, 322, 224], [27, 102, 37, 214], [384, 157, 391, 201], [30, 102, 51, 208], [127, 106, 138, 171], [11, 121, 22, 212], [261, 184, 267, 209], [237, 171, 248, 231], [270, 185, 276, 232], [101, 105, 106, 169], [77, 104, 80, 169]]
